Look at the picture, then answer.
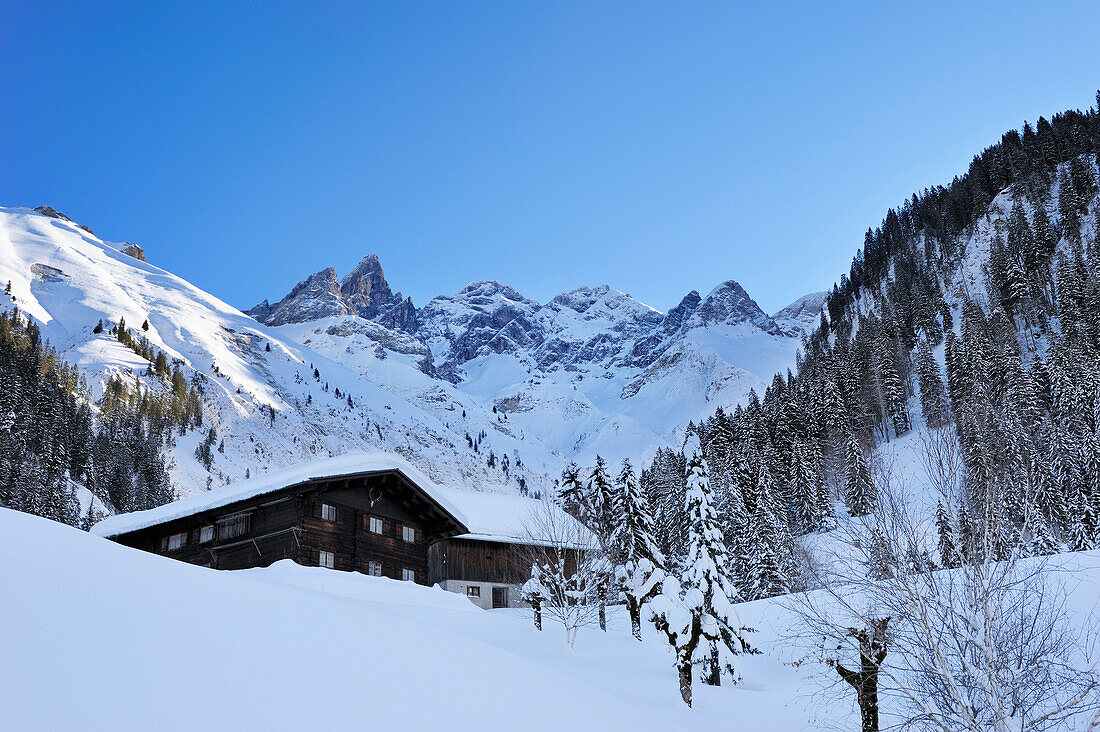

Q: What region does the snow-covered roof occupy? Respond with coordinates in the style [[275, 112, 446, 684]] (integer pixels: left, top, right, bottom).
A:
[[433, 486, 596, 549], [92, 451, 594, 549], [91, 452, 469, 538]]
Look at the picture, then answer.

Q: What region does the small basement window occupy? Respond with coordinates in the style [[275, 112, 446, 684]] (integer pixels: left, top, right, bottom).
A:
[[367, 561, 382, 576], [319, 550, 335, 569], [368, 516, 384, 534], [321, 503, 337, 522], [167, 532, 187, 551], [402, 568, 416, 582], [466, 586, 481, 598], [199, 526, 215, 544], [402, 525, 416, 543]]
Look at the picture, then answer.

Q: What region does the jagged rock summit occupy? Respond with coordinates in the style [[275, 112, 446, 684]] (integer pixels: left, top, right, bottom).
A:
[[340, 254, 417, 331], [248, 267, 347, 326], [249, 254, 416, 331], [683, 280, 784, 335]]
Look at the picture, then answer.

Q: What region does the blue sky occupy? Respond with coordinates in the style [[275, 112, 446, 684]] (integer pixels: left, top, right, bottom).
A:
[[3, 2, 1100, 314]]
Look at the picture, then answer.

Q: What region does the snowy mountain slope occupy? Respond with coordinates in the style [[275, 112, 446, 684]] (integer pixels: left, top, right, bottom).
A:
[[0, 206, 562, 499], [771, 290, 827, 336], [256, 259, 818, 465]]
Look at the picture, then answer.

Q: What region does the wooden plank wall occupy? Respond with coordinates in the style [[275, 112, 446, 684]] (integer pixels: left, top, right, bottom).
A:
[[428, 537, 528, 584], [297, 489, 430, 584]]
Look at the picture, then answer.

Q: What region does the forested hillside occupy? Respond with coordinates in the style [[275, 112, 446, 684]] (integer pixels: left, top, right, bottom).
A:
[[0, 309, 180, 525], [631, 97, 1100, 602]]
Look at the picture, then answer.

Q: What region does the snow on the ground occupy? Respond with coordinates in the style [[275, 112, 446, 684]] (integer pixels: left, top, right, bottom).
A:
[[8, 506, 1099, 730], [1, 508, 823, 731]]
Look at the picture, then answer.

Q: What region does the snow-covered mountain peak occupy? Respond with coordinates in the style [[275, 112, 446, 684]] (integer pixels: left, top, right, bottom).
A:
[[252, 254, 808, 464], [454, 280, 537, 306], [546, 284, 661, 320], [771, 291, 827, 337], [681, 279, 782, 335]]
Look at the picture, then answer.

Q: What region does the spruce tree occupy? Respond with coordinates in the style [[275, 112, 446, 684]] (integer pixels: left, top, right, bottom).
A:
[[645, 434, 751, 707], [844, 430, 875, 517], [914, 338, 949, 429], [611, 459, 666, 641]]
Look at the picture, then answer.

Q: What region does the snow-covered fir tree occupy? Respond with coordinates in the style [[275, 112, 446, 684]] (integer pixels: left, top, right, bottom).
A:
[[610, 458, 666, 640], [645, 433, 752, 707]]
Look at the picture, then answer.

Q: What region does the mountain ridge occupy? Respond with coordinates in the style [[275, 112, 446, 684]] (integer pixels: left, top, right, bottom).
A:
[[1, 204, 817, 503]]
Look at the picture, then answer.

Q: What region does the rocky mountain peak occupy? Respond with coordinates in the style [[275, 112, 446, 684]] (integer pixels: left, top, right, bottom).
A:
[[33, 205, 72, 222], [771, 291, 827, 337], [662, 291, 702, 335], [248, 267, 348, 326], [249, 254, 417, 331], [455, 280, 533, 304], [339, 254, 417, 331], [683, 280, 781, 335]]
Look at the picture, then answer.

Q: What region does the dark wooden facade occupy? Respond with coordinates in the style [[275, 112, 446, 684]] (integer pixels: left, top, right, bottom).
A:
[[428, 537, 529, 586], [108, 470, 467, 586]]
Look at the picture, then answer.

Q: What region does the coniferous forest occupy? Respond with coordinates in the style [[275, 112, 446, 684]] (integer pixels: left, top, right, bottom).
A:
[[621, 98, 1100, 602], [0, 310, 190, 526]]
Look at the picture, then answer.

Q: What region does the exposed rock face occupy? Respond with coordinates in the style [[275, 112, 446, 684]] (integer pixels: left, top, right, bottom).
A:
[[248, 267, 348, 326], [340, 254, 418, 331], [121, 243, 146, 262], [33, 206, 72, 222], [249, 254, 416, 331], [624, 290, 701, 366], [417, 281, 542, 367], [34, 206, 98, 239], [682, 280, 783, 335]]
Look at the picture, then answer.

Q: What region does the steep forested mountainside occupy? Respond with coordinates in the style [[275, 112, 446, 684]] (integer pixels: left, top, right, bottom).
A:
[[637, 102, 1100, 603], [0, 204, 813, 523], [0, 309, 176, 526]]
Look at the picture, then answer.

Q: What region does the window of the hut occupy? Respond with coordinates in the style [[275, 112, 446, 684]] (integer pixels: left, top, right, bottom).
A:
[[402, 525, 416, 543], [368, 516, 384, 534], [466, 586, 481, 598], [218, 513, 250, 540], [199, 525, 215, 543], [368, 561, 382, 576], [402, 568, 416, 582], [167, 532, 186, 550], [321, 503, 337, 522], [319, 550, 335, 569]]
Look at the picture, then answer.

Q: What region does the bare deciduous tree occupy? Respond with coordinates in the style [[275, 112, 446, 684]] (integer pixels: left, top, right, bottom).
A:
[[516, 500, 606, 649], [789, 428, 1100, 732]]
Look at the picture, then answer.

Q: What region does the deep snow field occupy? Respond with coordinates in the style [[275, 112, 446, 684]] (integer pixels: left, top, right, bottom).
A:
[[0, 508, 817, 731], [6, 505, 1100, 731]]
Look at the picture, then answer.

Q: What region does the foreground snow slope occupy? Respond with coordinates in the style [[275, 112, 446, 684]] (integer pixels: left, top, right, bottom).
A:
[[1, 508, 819, 731], [7, 507, 1100, 730]]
